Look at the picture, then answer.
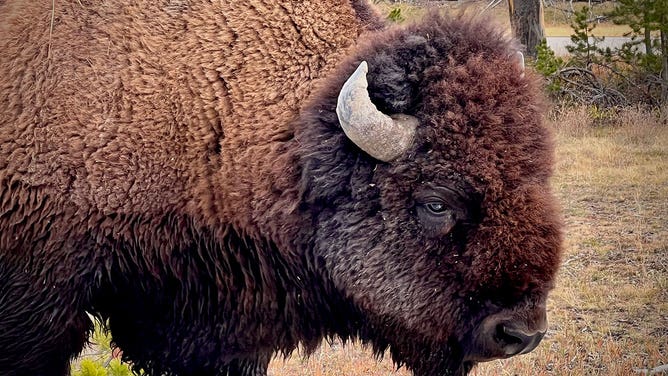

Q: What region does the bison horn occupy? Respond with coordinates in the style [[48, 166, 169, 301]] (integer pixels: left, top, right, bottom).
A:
[[512, 51, 525, 78], [336, 61, 417, 162]]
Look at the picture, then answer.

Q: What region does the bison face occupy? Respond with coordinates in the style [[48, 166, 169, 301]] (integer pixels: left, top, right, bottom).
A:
[[297, 15, 561, 376]]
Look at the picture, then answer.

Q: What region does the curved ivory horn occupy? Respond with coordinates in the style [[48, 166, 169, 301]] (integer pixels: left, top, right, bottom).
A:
[[336, 61, 417, 162]]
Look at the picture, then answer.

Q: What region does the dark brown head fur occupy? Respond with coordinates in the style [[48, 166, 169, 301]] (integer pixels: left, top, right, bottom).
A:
[[292, 14, 561, 375]]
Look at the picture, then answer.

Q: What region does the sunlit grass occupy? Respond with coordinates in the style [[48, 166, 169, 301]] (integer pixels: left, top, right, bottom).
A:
[[373, 0, 633, 37], [545, 24, 633, 37]]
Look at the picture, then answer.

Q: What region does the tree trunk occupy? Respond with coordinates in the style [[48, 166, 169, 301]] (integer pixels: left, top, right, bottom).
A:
[[661, 28, 667, 103], [508, 0, 545, 59], [644, 12, 653, 56]]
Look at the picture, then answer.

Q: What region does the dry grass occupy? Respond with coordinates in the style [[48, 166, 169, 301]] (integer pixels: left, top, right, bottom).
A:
[[372, 0, 632, 37], [372, 0, 511, 28], [269, 341, 409, 376], [544, 24, 632, 37], [268, 106, 668, 375]]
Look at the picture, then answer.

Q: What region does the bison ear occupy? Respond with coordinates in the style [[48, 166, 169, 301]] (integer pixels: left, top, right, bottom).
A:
[[336, 61, 417, 162], [511, 51, 525, 78]]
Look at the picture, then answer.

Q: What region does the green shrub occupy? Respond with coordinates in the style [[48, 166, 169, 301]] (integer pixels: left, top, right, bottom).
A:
[[72, 359, 108, 376], [108, 359, 133, 376], [534, 39, 565, 95], [71, 321, 134, 376], [387, 7, 404, 23]]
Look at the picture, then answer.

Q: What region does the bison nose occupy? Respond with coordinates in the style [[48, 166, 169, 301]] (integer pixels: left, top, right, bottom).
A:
[[468, 307, 548, 361], [494, 322, 546, 356]]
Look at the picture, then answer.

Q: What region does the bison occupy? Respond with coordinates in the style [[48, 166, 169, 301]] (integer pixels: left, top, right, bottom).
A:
[[0, 1, 562, 375]]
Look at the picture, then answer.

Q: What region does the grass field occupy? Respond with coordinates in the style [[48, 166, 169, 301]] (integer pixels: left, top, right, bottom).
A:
[[373, 0, 632, 37], [266, 106, 668, 376]]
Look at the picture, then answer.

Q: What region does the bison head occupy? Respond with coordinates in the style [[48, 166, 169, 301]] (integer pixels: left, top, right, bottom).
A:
[[295, 15, 561, 376]]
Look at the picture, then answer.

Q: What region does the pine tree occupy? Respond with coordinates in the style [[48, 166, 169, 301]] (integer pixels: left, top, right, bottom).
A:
[[566, 6, 605, 68], [609, 0, 668, 102]]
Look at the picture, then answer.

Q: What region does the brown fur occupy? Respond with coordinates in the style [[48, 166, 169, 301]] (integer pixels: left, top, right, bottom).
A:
[[0, 2, 561, 376]]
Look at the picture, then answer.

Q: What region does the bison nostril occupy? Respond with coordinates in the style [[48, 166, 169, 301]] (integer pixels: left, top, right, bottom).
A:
[[496, 324, 523, 346], [468, 309, 548, 362], [495, 323, 546, 356]]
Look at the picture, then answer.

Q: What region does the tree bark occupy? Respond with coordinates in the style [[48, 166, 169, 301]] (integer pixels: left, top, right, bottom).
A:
[[644, 13, 653, 56], [508, 0, 545, 59], [661, 28, 667, 103]]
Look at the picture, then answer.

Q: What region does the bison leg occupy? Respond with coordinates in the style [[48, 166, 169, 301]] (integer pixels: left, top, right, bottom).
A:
[[0, 262, 92, 376]]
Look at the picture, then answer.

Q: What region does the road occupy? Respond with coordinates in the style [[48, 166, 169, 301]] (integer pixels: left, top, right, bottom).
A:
[[545, 36, 642, 56]]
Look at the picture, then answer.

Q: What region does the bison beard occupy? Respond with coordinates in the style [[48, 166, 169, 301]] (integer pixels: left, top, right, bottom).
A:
[[0, 1, 561, 376]]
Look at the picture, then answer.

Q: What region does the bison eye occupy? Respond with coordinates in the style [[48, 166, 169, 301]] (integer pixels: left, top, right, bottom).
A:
[[425, 201, 447, 215], [416, 201, 457, 236], [414, 184, 473, 237]]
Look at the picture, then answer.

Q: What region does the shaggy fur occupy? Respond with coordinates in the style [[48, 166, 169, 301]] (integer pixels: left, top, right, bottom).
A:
[[0, 1, 561, 376]]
